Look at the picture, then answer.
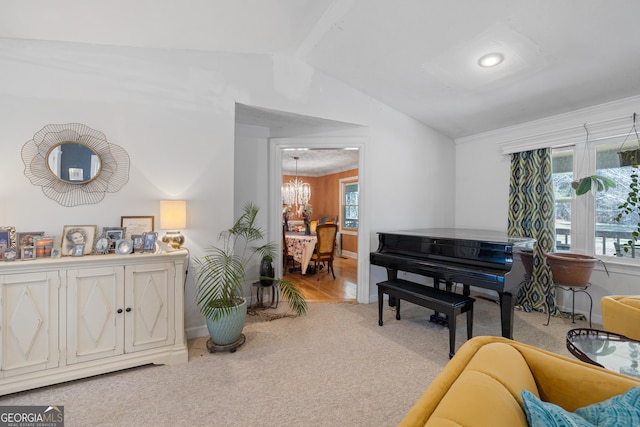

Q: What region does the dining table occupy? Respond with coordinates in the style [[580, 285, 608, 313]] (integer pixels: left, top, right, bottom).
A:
[[284, 231, 317, 274]]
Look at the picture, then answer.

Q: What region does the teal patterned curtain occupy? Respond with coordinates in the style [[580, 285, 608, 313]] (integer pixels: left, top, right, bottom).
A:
[[508, 148, 558, 315]]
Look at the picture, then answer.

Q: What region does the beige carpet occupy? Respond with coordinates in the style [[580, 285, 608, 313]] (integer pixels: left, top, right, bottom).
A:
[[0, 297, 588, 426]]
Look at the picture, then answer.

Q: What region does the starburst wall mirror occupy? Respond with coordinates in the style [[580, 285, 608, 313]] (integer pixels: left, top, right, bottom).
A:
[[22, 123, 130, 207]]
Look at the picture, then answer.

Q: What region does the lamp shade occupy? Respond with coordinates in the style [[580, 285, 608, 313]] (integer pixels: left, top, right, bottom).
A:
[[160, 200, 187, 229]]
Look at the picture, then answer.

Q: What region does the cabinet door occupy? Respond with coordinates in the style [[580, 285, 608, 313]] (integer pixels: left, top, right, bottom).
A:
[[125, 262, 175, 353], [67, 267, 124, 364], [0, 272, 60, 377]]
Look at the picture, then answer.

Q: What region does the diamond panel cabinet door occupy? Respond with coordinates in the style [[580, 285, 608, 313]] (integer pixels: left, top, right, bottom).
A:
[[0, 271, 60, 375], [67, 267, 124, 365]]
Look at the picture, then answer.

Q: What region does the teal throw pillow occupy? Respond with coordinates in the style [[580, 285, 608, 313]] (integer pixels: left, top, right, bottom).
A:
[[521, 387, 640, 427], [574, 386, 640, 425], [521, 390, 593, 427]]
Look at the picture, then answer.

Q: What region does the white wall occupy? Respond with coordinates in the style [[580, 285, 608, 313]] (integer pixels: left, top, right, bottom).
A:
[[0, 38, 456, 338], [455, 96, 640, 326]]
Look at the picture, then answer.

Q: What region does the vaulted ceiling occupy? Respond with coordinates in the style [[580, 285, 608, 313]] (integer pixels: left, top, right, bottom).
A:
[[3, 1, 640, 144]]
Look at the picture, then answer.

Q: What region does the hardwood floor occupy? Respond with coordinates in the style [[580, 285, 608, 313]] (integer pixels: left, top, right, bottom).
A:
[[284, 255, 357, 303]]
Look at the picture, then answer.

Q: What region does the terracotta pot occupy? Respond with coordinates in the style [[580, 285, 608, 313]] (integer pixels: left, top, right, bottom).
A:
[[544, 252, 597, 287]]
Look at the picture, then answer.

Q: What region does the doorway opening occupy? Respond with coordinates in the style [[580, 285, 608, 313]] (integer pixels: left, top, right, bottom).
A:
[[234, 103, 370, 304], [281, 148, 359, 302]]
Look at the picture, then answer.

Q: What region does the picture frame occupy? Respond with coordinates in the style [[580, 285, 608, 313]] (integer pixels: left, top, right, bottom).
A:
[[72, 244, 85, 257], [21, 246, 35, 260], [121, 216, 154, 239], [115, 238, 133, 255], [94, 235, 110, 254], [142, 231, 158, 252], [0, 226, 16, 251], [34, 236, 55, 258], [102, 227, 126, 252], [61, 225, 97, 256], [132, 234, 144, 253], [17, 231, 44, 259], [3, 247, 17, 261], [51, 247, 61, 258]]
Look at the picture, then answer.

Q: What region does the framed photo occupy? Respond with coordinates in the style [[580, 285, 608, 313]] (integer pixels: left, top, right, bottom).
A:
[[21, 246, 35, 260], [72, 244, 85, 257], [61, 225, 97, 256], [17, 232, 44, 259], [51, 247, 61, 258], [3, 247, 17, 262], [143, 232, 158, 252], [102, 227, 126, 252], [115, 238, 133, 255], [34, 236, 55, 258], [132, 235, 144, 253], [0, 226, 16, 251], [94, 235, 110, 254], [121, 216, 154, 239]]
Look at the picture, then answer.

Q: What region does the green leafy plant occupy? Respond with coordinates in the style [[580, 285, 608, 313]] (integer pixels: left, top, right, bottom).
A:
[[615, 163, 640, 253], [572, 175, 616, 195], [195, 202, 307, 321]]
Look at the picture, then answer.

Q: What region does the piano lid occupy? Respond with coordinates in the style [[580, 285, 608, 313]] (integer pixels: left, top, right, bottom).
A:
[[377, 228, 535, 248]]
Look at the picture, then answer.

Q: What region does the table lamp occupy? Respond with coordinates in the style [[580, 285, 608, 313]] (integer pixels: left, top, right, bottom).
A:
[[160, 200, 187, 249]]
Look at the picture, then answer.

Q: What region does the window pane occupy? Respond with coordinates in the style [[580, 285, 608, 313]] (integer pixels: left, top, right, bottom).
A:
[[343, 182, 358, 229], [595, 144, 640, 257], [552, 150, 573, 251]]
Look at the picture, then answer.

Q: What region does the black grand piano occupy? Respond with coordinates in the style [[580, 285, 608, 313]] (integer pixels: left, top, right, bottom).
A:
[[370, 228, 535, 339]]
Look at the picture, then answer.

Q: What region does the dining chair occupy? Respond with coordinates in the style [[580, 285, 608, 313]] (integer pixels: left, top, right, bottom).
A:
[[310, 224, 338, 280], [282, 226, 295, 275]]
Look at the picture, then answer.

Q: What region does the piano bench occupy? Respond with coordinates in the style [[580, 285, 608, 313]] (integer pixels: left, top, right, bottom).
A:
[[377, 279, 475, 358]]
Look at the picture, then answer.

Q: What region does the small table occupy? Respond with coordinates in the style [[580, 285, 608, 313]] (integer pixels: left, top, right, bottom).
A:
[[284, 232, 317, 274], [566, 328, 640, 379]]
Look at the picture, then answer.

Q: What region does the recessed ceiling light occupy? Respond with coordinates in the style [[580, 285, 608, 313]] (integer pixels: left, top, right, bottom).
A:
[[478, 52, 505, 68]]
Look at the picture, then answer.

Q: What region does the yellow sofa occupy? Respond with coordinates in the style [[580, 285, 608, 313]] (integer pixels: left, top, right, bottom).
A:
[[399, 335, 640, 427], [601, 295, 640, 341]]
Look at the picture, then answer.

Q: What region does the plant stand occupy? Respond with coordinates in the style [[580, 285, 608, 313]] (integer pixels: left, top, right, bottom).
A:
[[251, 282, 280, 309], [545, 283, 592, 328], [206, 334, 246, 353]]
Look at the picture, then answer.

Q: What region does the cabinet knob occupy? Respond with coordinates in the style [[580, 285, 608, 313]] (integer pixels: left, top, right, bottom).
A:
[[117, 308, 123, 314], [126, 307, 132, 312]]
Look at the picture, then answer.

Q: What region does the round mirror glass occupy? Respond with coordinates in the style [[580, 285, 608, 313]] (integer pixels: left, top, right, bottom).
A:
[[47, 142, 101, 183]]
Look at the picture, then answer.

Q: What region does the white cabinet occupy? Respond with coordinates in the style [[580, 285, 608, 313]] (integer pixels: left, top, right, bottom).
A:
[[0, 271, 60, 377], [67, 266, 124, 364], [125, 262, 175, 353], [0, 249, 188, 395]]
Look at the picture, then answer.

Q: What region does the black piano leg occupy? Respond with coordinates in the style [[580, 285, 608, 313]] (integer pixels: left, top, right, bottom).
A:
[[498, 292, 515, 339], [378, 287, 384, 326], [396, 299, 401, 320]]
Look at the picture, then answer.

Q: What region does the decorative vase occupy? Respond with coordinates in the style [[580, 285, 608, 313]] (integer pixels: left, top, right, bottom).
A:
[[206, 298, 247, 346], [544, 252, 597, 287], [304, 220, 310, 235], [259, 256, 275, 286]]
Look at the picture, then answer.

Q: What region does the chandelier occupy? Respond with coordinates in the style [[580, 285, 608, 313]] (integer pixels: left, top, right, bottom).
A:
[[282, 156, 311, 212]]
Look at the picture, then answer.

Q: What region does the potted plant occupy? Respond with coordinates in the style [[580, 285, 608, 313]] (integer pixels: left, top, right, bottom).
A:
[[195, 202, 307, 346], [546, 173, 620, 286]]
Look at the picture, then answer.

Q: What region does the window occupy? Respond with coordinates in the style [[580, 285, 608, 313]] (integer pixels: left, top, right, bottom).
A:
[[551, 142, 639, 258], [552, 149, 573, 251], [342, 181, 358, 229], [595, 143, 639, 257]]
